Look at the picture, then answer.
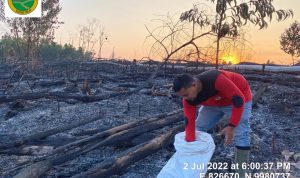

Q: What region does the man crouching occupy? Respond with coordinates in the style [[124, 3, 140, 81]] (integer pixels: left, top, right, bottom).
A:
[[173, 69, 252, 178]]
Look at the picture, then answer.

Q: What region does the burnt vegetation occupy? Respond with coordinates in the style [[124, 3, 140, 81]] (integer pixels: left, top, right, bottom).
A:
[[0, 60, 299, 177]]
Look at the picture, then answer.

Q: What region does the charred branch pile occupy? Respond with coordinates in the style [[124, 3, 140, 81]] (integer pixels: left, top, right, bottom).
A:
[[1, 111, 184, 178]]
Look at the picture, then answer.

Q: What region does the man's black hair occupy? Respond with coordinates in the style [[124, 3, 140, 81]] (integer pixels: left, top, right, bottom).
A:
[[173, 74, 194, 92]]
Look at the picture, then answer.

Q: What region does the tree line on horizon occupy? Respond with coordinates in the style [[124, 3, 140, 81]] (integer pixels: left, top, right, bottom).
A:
[[0, 0, 299, 66], [0, 37, 93, 62]]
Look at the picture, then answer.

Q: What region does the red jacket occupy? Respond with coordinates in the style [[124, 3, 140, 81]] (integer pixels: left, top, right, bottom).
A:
[[183, 70, 252, 142]]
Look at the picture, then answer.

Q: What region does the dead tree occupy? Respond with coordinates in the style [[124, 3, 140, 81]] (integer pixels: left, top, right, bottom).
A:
[[145, 14, 212, 85]]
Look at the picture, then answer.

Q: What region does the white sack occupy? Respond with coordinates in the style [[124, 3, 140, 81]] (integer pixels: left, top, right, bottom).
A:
[[157, 131, 215, 178]]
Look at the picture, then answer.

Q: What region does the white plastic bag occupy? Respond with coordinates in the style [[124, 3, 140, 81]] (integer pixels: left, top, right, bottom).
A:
[[157, 131, 215, 178]]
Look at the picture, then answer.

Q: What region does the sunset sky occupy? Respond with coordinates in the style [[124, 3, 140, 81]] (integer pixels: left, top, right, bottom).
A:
[[3, 0, 299, 65]]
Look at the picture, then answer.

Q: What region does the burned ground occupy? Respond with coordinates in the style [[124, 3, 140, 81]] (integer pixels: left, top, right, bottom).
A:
[[0, 61, 299, 178]]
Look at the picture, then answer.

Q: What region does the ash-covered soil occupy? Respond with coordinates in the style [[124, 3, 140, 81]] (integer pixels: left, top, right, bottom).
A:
[[0, 61, 299, 178]]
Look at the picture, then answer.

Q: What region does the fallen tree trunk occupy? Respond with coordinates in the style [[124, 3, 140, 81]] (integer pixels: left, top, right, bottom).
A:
[[0, 145, 54, 156], [0, 113, 103, 151], [73, 126, 110, 136], [222, 65, 300, 73], [245, 75, 300, 88], [0, 135, 77, 155], [79, 113, 183, 155], [72, 125, 184, 178], [73, 110, 180, 136], [68, 77, 117, 83], [10, 114, 184, 178], [32, 80, 66, 88], [115, 132, 158, 148], [0, 89, 138, 104], [144, 63, 300, 74], [52, 110, 182, 154]]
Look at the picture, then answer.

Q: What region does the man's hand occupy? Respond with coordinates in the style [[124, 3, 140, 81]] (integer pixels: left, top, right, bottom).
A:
[[219, 126, 235, 146]]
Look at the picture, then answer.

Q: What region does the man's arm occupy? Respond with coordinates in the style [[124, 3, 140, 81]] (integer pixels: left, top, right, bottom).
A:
[[182, 99, 197, 142], [215, 73, 246, 127]]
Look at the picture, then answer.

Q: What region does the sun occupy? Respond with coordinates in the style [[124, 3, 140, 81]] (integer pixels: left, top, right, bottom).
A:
[[221, 54, 238, 64]]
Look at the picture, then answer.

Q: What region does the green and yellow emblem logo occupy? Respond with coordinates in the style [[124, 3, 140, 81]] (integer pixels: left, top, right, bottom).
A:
[[8, 0, 38, 15]]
